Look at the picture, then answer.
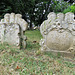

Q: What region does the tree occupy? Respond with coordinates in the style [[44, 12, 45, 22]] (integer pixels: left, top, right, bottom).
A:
[[64, 0, 75, 3], [0, 0, 71, 29], [0, 0, 12, 19]]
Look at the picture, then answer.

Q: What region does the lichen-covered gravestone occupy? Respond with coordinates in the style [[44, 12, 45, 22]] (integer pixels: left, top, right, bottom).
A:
[[0, 13, 28, 49], [40, 12, 75, 58]]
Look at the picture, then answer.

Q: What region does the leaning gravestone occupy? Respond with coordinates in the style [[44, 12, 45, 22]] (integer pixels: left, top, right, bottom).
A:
[[0, 13, 28, 49], [40, 12, 75, 58]]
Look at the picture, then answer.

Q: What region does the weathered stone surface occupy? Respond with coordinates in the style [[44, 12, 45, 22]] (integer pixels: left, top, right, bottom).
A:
[[46, 31, 72, 51], [65, 12, 74, 23], [10, 13, 15, 23], [0, 13, 28, 49], [40, 12, 75, 58], [4, 14, 10, 23], [57, 13, 64, 23]]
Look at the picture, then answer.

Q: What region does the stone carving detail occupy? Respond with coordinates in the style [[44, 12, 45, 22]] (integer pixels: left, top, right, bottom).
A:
[[40, 12, 75, 58], [0, 13, 28, 49]]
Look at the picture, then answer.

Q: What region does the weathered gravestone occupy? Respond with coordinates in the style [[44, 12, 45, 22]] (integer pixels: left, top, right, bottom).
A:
[[40, 12, 75, 58], [0, 13, 28, 49]]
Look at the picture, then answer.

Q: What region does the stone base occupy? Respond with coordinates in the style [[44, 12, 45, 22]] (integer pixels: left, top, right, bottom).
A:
[[42, 50, 75, 59]]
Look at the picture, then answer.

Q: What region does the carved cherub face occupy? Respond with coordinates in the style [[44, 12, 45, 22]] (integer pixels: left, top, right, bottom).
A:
[[52, 20, 63, 30]]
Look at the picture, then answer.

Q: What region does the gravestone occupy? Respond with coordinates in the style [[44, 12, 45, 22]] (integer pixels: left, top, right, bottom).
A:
[[40, 12, 75, 58], [0, 13, 28, 49]]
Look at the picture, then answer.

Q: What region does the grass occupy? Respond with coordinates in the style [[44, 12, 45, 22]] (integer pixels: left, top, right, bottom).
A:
[[25, 30, 42, 51], [0, 30, 75, 75]]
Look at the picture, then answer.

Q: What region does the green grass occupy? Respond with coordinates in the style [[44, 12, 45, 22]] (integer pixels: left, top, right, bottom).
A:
[[25, 30, 42, 42], [0, 30, 75, 75], [25, 30, 42, 51]]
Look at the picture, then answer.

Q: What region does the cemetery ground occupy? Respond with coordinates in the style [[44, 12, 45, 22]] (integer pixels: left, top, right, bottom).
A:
[[0, 30, 75, 75]]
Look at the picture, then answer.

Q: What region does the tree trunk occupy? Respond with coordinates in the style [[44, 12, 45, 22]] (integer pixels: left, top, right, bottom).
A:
[[30, 21, 33, 30]]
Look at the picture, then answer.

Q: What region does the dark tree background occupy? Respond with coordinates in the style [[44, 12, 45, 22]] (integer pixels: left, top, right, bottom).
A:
[[0, 0, 75, 29]]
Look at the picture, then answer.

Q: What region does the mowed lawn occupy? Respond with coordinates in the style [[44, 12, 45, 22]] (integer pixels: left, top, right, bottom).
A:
[[0, 30, 75, 75]]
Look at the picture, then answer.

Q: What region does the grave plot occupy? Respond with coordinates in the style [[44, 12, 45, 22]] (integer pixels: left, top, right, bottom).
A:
[[0, 13, 28, 49], [40, 12, 75, 58]]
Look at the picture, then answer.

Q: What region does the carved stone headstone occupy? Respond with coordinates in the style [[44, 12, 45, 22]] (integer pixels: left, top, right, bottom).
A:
[[0, 13, 28, 49], [40, 12, 75, 58]]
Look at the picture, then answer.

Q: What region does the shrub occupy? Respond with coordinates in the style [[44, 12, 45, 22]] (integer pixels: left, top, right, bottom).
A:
[[63, 4, 75, 14], [70, 4, 75, 13], [63, 6, 71, 14]]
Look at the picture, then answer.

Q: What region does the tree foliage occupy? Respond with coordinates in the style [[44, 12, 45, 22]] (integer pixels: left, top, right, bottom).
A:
[[71, 4, 75, 13], [0, 0, 73, 29], [0, 0, 12, 19]]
